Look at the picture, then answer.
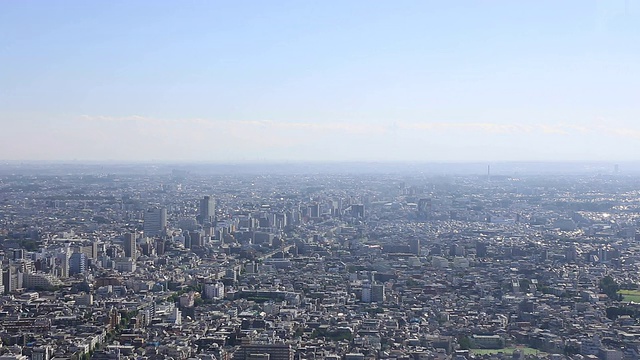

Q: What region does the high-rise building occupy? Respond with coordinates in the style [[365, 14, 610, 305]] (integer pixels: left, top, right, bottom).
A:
[[198, 196, 215, 225], [143, 207, 167, 238], [69, 252, 87, 275], [351, 204, 365, 218], [140, 240, 153, 256], [308, 203, 320, 218], [409, 238, 421, 256], [275, 213, 287, 229], [417, 198, 432, 220], [124, 233, 137, 259], [3, 265, 22, 293], [361, 282, 372, 303], [155, 238, 166, 256], [60, 246, 70, 278], [189, 231, 202, 247], [476, 241, 488, 258], [2, 266, 11, 294], [372, 283, 385, 303], [80, 241, 99, 259], [13, 249, 24, 260], [183, 231, 191, 249]]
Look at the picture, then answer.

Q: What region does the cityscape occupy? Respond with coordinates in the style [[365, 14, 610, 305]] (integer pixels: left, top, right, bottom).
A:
[[0, 163, 638, 359]]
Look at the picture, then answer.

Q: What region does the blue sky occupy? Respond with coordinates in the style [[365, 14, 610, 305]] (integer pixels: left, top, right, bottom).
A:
[[1, 1, 639, 162]]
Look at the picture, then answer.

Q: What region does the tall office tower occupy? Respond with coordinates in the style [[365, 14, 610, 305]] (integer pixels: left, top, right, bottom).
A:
[[4, 265, 22, 292], [2, 266, 10, 294], [476, 241, 488, 258], [351, 204, 365, 218], [361, 282, 372, 303], [143, 207, 167, 238], [140, 239, 153, 256], [309, 203, 320, 218], [124, 233, 137, 259], [155, 238, 166, 256], [417, 198, 432, 220], [13, 249, 24, 260], [189, 231, 202, 247], [409, 238, 421, 256], [198, 196, 215, 225], [183, 231, 192, 249], [69, 252, 87, 275], [60, 245, 70, 278], [80, 241, 99, 259], [372, 283, 385, 303], [275, 213, 287, 229], [203, 223, 213, 237]]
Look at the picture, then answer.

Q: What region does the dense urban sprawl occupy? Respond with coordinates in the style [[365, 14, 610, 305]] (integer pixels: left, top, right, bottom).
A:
[[0, 164, 639, 360]]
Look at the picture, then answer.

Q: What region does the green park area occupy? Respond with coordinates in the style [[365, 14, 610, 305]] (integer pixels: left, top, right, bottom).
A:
[[619, 290, 640, 303], [471, 347, 544, 356]]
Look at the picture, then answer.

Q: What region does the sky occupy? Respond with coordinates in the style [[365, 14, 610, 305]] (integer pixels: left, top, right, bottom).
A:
[[1, 0, 639, 163]]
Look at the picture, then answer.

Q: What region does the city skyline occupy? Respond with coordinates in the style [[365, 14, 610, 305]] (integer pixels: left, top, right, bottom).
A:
[[1, 164, 639, 358], [2, 1, 640, 162]]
